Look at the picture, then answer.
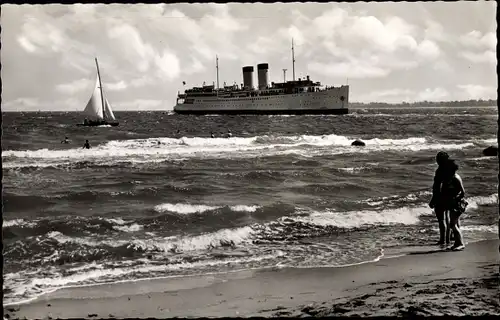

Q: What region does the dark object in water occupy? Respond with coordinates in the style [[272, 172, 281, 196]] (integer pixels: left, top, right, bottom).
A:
[[77, 120, 119, 127], [83, 140, 91, 149], [482, 146, 498, 156], [351, 139, 366, 147]]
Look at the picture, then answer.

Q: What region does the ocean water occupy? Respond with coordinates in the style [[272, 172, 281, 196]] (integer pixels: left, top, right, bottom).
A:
[[2, 106, 498, 305]]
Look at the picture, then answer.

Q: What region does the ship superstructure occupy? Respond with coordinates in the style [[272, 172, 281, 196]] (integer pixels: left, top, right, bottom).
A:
[[174, 40, 349, 115]]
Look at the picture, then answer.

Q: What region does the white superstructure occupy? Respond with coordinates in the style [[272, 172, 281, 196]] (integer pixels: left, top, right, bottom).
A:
[[175, 83, 349, 115]]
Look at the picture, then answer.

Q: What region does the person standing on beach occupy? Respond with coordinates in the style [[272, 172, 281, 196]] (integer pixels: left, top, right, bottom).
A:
[[429, 151, 450, 245], [440, 159, 466, 250]]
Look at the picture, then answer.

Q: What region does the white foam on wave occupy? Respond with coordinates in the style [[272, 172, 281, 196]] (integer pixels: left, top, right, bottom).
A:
[[130, 226, 255, 253], [460, 224, 497, 233], [466, 194, 498, 210], [39, 224, 255, 255], [104, 218, 127, 225], [467, 156, 497, 161], [430, 224, 497, 235], [153, 203, 260, 214], [3, 250, 285, 306], [103, 218, 144, 232], [338, 167, 369, 173], [2, 133, 478, 169], [113, 223, 143, 232], [230, 205, 260, 212], [154, 203, 220, 214], [363, 191, 432, 207], [44, 231, 101, 247], [3, 219, 37, 228], [479, 138, 497, 145], [289, 204, 427, 229]]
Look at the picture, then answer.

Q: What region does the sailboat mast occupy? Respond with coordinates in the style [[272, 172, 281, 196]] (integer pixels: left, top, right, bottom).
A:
[[292, 38, 295, 82], [95, 57, 106, 119]]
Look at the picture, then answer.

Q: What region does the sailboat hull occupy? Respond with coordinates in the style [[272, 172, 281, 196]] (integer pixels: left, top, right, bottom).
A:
[[77, 120, 119, 127]]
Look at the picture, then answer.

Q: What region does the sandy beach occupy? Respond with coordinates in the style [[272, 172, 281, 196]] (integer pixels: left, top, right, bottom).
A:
[[5, 239, 499, 319]]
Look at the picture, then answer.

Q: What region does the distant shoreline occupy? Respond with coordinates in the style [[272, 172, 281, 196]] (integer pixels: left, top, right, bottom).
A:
[[2, 106, 498, 113]]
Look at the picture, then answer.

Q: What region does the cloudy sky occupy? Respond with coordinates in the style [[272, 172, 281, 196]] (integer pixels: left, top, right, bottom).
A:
[[1, 2, 497, 111]]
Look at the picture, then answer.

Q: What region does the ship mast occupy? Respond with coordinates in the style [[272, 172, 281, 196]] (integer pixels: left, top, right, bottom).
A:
[[292, 38, 295, 82], [95, 57, 106, 120], [216, 55, 219, 97]]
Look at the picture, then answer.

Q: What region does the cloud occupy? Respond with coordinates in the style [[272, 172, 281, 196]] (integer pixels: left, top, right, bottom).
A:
[[459, 51, 496, 64], [1, 97, 81, 112], [184, 58, 206, 75], [460, 31, 496, 50], [308, 61, 390, 79], [17, 36, 37, 52], [457, 84, 497, 100], [129, 76, 155, 88], [117, 99, 164, 110], [106, 81, 128, 91], [56, 78, 91, 94], [416, 87, 449, 101], [154, 51, 181, 80], [107, 23, 156, 72], [2, 97, 39, 111], [311, 7, 348, 39], [355, 88, 414, 103], [375, 89, 414, 98], [354, 87, 450, 103], [422, 20, 447, 43], [416, 40, 441, 60], [205, 4, 245, 32], [16, 15, 66, 54]]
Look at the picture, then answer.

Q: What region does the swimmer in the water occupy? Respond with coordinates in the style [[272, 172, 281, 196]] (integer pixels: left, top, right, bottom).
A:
[[83, 140, 91, 149], [61, 136, 70, 144]]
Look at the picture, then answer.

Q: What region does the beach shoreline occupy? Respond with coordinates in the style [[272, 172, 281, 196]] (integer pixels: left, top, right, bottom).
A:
[[5, 239, 499, 318]]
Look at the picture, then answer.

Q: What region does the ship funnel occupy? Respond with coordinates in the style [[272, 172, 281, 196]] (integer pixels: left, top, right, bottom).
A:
[[257, 63, 269, 90], [242, 66, 254, 90]]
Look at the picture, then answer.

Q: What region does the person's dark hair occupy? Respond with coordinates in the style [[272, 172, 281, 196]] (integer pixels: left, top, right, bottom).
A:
[[443, 158, 459, 176], [436, 151, 449, 165]]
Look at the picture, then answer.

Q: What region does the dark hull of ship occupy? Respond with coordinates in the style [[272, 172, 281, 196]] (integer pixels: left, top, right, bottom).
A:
[[77, 120, 119, 127], [174, 108, 349, 115]]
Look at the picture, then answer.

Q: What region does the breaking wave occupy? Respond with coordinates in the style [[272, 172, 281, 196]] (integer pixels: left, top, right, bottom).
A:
[[2, 134, 485, 169]]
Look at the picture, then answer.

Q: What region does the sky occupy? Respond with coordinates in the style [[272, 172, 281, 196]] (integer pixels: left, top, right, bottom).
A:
[[1, 2, 497, 111]]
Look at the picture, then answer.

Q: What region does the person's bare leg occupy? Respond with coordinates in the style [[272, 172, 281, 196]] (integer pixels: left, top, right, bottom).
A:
[[450, 212, 465, 249], [434, 207, 446, 245], [444, 210, 451, 245]]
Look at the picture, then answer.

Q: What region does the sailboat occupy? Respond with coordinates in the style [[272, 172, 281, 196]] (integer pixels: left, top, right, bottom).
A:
[[77, 58, 119, 127]]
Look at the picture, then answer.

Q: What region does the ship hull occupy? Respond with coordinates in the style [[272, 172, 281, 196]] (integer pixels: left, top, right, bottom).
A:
[[174, 108, 349, 115], [174, 85, 349, 115]]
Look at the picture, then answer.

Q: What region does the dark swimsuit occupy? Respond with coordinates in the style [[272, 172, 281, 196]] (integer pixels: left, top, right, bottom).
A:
[[440, 175, 462, 214]]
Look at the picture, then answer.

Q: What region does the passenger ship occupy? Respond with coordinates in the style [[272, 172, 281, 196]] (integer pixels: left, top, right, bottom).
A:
[[174, 40, 349, 115]]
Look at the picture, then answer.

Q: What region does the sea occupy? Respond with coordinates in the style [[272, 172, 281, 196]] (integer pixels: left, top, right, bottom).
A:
[[2, 106, 498, 305]]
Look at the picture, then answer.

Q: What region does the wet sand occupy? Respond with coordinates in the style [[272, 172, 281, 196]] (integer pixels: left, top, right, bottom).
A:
[[5, 240, 499, 319]]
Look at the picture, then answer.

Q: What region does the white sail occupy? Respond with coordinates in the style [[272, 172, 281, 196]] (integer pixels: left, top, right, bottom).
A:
[[83, 73, 104, 120], [104, 98, 116, 121]]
